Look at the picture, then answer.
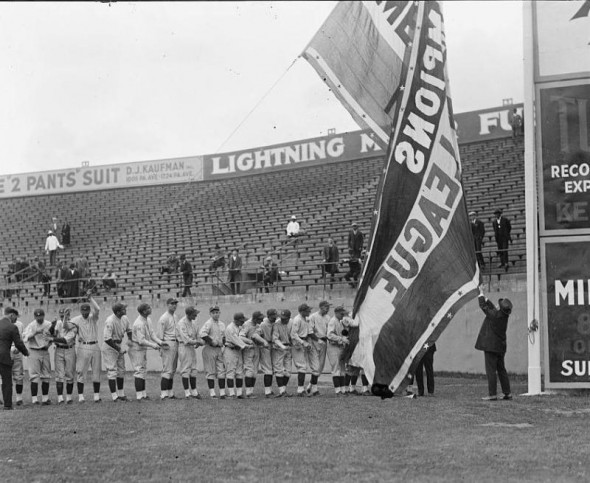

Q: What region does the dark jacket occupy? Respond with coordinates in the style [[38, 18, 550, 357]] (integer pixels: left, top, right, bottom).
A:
[[348, 230, 364, 257], [228, 255, 242, 272], [471, 219, 485, 247], [475, 295, 509, 354], [0, 316, 29, 365], [492, 216, 512, 244]]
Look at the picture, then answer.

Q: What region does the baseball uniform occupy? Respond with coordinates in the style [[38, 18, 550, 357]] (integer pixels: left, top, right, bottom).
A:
[[129, 314, 162, 400], [157, 310, 179, 398], [199, 316, 227, 397], [53, 317, 77, 403], [176, 315, 202, 398], [327, 314, 349, 394], [102, 312, 131, 401], [23, 317, 52, 404], [272, 317, 292, 396], [290, 313, 314, 394], [224, 321, 247, 398], [258, 317, 275, 396], [308, 309, 330, 395], [240, 318, 267, 397]]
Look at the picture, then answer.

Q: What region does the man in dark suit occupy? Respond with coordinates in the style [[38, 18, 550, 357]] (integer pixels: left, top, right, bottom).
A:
[[475, 286, 513, 401], [348, 223, 364, 259], [321, 238, 340, 284], [227, 249, 242, 294], [470, 211, 485, 269], [0, 307, 30, 409], [179, 254, 193, 297], [64, 262, 81, 302], [492, 209, 512, 270]]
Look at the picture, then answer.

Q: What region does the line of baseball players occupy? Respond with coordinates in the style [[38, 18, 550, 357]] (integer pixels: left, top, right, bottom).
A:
[[2, 296, 372, 407]]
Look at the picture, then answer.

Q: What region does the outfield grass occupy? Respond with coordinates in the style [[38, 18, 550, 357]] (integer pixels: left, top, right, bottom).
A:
[[1, 374, 590, 482]]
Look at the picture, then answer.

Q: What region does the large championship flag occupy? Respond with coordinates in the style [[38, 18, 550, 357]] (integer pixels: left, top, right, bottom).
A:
[[305, 1, 480, 396]]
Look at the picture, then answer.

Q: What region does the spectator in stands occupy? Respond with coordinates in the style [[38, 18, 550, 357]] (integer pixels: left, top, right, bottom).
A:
[[64, 262, 80, 302], [102, 267, 117, 292], [321, 238, 339, 284], [161, 252, 179, 283], [261, 256, 281, 293], [209, 244, 226, 273], [509, 108, 522, 138], [180, 254, 193, 297], [492, 209, 512, 271], [45, 231, 63, 266], [40, 267, 52, 298], [344, 251, 362, 288], [470, 211, 485, 269], [228, 249, 242, 294], [286, 215, 300, 238], [15, 257, 27, 282], [76, 255, 91, 293], [50, 217, 59, 238], [56, 261, 68, 301], [61, 219, 71, 247], [348, 223, 364, 259], [31, 257, 45, 283]]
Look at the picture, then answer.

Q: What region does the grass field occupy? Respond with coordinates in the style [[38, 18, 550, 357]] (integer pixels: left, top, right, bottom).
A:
[[2, 373, 590, 482]]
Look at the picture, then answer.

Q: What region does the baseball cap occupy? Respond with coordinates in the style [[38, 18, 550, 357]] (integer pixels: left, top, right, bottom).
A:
[[280, 309, 291, 318], [34, 308, 45, 317], [186, 306, 200, 316], [4, 307, 19, 316], [252, 311, 264, 321], [351, 222, 358, 227], [166, 297, 179, 305], [469, 211, 476, 216], [298, 303, 312, 313], [210, 305, 220, 313], [267, 308, 278, 317], [234, 312, 246, 322], [334, 306, 348, 313], [137, 303, 151, 314], [319, 301, 331, 309], [494, 209, 502, 215], [47, 230, 53, 235], [291, 215, 297, 220], [112, 302, 127, 313], [80, 303, 91, 311]]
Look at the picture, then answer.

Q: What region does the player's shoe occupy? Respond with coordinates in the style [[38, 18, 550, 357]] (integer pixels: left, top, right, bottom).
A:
[[42, 400, 52, 406], [168, 395, 176, 400], [502, 394, 513, 400], [118, 396, 128, 402], [192, 394, 202, 400], [283, 392, 293, 398], [66, 399, 73, 404], [246, 394, 257, 399], [274, 393, 283, 398], [237, 395, 245, 399], [219, 395, 226, 400], [16, 400, 23, 406], [481, 396, 498, 401]]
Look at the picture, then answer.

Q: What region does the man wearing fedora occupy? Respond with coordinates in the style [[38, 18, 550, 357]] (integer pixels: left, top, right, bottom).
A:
[[492, 209, 512, 270], [475, 286, 513, 401], [470, 211, 485, 269]]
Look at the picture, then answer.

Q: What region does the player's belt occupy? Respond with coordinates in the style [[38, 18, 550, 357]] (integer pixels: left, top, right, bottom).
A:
[[55, 344, 75, 349], [163, 339, 178, 342], [81, 341, 97, 345], [112, 340, 122, 343], [225, 343, 240, 349], [30, 347, 49, 351], [319, 337, 328, 342]]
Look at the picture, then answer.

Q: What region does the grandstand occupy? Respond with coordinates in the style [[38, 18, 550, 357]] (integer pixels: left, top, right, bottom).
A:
[[0, 131, 524, 307]]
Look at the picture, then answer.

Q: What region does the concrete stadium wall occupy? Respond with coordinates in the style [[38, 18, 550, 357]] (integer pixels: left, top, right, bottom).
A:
[[19, 278, 529, 376]]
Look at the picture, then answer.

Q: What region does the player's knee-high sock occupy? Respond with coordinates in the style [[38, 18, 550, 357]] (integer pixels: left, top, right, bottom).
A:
[[297, 372, 306, 393], [207, 378, 216, 397], [135, 378, 142, 400], [350, 375, 358, 392], [227, 378, 235, 396], [160, 377, 168, 399], [167, 377, 174, 397], [108, 379, 118, 400], [189, 376, 198, 396], [116, 377, 125, 397], [361, 374, 369, 393], [236, 378, 243, 397], [218, 378, 226, 396], [264, 374, 273, 395], [77, 382, 85, 401], [41, 381, 50, 402], [245, 377, 254, 396], [344, 374, 351, 391], [182, 377, 190, 397], [66, 382, 73, 395], [276, 375, 284, 392], [15, 384, 23, 402], [31, 382, 38, 403], [93, 382, 101, 401], [56, 381, 64, 403], [310, 374, 319, 393], [332, 376, 341, 393]]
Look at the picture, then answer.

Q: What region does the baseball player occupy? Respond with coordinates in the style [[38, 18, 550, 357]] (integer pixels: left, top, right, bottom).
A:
[[340, 315, 370, 395], [129, 303, 167, 401], [307, 300, 331, 395], [10, 311, 25, 405], [272, 309, 293, 397], [224, 312, 252, 399], [290, 303, 314, 396], [50, 308, 77, 404], [103, 302, 132, 402], [67, 294, 102, 403], [23, 308, 53, 405], [157, 297, 180, 400], [176, 306, 203, 399], [240, 311, 268, 398], [326, 306, 350, 395], [199, 305, 227, 398], [259, 308, 277, 397]]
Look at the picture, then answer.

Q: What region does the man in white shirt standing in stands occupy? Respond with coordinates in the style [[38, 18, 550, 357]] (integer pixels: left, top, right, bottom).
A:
[[286, 215, 300, 238], [44, 230, 63, 266], [66, 294, 102, 403], [157, 298, 180, 400]]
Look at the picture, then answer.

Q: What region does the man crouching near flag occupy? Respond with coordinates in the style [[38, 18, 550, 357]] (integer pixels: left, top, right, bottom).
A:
[[475, 285, 513, 401]]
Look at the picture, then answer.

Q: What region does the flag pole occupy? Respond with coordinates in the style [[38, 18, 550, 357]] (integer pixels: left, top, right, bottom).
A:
[[523, 0, 542, 396]]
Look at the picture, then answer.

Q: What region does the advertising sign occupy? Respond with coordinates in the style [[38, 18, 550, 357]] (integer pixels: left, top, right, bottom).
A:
[[539, 81, 590, 233], [542, 238, 590, 388], [454, 104, 523, 144]]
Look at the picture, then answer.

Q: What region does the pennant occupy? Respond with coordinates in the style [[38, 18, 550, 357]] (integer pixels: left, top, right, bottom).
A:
[[302, 1, 418, 146]]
